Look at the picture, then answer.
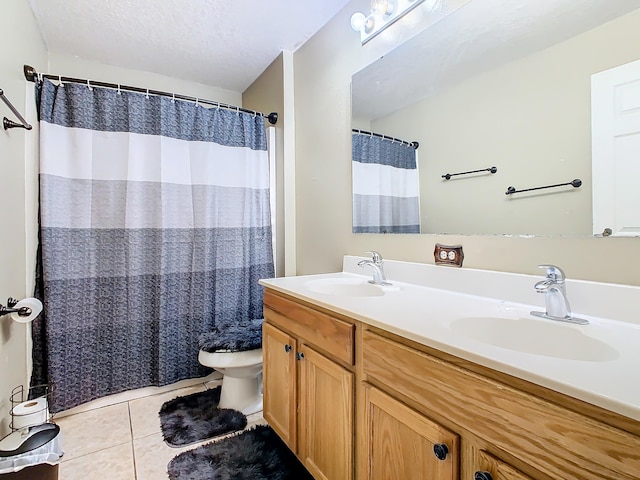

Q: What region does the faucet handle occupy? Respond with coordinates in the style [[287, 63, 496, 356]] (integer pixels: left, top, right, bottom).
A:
[[537, 264, 565, 282], [366, 251, 383, 264]]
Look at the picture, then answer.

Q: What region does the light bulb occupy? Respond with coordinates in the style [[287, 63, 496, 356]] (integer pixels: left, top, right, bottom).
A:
[[350, 12, 367, 31], [371, 0, 394, 17], [363, 15, 375, 34]]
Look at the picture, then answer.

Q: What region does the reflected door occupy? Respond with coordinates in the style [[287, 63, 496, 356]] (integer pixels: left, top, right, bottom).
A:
[[592, 58, 640, 236]]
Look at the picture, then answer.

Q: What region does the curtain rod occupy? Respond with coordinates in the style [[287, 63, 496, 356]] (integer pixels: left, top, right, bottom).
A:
[[23, 65, 278, 125], [352, 128, 418, 149]]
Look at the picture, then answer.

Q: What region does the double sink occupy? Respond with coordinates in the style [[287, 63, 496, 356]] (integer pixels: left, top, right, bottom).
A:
[[261, 256, 640, 421], [303, 276, 618, 363]]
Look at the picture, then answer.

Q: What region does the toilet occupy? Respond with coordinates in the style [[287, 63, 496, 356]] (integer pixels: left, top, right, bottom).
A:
[[197, 321, 264, 415]]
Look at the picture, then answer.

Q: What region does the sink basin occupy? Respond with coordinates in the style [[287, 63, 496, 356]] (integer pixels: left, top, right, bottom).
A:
[[450, 316, 619, 362], [304, 278, 385, 297]]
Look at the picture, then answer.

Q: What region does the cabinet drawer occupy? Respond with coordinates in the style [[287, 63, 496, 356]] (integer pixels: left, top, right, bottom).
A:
[[362, 329, 640, 480], [264, 290, 355, 365]]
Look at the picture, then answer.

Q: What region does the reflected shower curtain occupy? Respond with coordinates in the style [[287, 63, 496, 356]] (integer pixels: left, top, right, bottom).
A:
[[32, 79, 274, 412], [352, 132, 420, 233]]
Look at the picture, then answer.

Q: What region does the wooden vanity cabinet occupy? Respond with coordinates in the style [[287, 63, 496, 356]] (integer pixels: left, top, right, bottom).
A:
[[262, 290, 355, 480], [361, 326, 640, 480], [262, 289, 640, 480]]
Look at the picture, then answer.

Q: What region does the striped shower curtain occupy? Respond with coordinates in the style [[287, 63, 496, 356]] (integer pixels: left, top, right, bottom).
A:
[[352, 132, 420, 233], [32, 79, 274, 412]]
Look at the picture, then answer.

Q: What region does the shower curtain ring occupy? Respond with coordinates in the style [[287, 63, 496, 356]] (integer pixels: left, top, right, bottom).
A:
[[195, 97, 199, 107], [59, 75, 64, 87], [87, 79, 92, 91], [171, 93, 175, 103], [145, 88, 150, 99], [117, 84, 121, 95], [236, 106, 240, 115]]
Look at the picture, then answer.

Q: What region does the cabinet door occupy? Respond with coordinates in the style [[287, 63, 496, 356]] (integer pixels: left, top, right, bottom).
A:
[[263, 322, 297, 452], [364, 385, 459, 480], [298, 344, 354, 480], [474, 450, 535, 480]]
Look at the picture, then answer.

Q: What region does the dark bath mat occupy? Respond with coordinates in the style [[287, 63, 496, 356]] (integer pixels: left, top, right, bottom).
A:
[[168, 424, 313, 480], [159, 387, 247, 447]]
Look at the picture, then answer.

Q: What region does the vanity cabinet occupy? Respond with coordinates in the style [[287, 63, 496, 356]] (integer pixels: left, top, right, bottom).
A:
[[362, 326, 640, 480], [262, 288, 640, 480], [262, 290, 355, 480]]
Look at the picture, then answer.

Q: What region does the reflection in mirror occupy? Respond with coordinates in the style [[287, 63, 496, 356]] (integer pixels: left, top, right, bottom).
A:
[[351, 129, 420, 233], [351, 1, 640, 236]]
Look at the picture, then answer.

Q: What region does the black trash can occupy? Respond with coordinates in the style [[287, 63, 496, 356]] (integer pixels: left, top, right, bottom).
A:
[[0, 423, 62, 480]]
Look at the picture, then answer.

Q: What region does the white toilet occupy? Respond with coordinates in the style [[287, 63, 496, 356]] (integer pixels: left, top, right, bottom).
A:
[[198, 347, 263, 415]]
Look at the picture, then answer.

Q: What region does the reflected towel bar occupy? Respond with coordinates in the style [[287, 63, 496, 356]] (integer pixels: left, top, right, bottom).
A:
[[0, 88, 32, 130], [442, 166, 497, 180], [506, 178, 582, 195]]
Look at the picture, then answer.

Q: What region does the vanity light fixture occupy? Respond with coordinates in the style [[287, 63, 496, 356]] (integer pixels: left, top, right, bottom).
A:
[[351, 0, 427, 44]]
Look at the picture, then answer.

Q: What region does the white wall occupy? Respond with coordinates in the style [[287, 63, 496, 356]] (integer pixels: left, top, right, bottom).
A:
[[48, 53, 241, 106], [0, 0, 47, 437], [293, 1, 640, 286], [243, 53, 288, 277]]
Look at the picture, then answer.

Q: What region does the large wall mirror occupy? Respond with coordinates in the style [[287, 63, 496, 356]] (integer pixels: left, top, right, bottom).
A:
[[351, 1, 640, 236]]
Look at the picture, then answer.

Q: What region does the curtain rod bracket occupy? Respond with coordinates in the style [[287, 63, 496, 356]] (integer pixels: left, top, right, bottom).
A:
[[267, 112, 278, 125], [24, 65, 37, 82]]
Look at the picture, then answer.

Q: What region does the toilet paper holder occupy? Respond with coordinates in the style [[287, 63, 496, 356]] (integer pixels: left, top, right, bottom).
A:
[[10, 384, 55, 432], [1, 297, 34, 318]]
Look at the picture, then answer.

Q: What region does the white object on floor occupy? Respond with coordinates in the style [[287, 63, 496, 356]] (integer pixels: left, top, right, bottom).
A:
[[198, 348, 263, 415]]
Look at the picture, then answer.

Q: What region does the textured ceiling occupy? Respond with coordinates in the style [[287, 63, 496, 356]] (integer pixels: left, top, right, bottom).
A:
[[27, 0, 352, 92], [353, 0, 640, 120]]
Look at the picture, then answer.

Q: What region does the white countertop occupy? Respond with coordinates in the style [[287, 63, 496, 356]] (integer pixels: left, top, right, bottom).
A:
[[259, 256, 640, 422]]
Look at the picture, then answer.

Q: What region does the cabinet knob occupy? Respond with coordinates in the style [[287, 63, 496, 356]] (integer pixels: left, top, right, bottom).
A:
[[433, 443, 449, 461], [284, 344, 292, 353], [296, 352, 305, 360], [474, 472, 493, 480]]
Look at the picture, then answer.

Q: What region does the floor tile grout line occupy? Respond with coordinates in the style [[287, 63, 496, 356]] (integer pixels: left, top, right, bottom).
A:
[[57, 439, 132, 464], [58, 382, 229, 478], [128, 402, 138, 480]]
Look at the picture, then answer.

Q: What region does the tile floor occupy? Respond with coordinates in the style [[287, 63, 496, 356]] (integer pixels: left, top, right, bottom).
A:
[[53, 379, 266, 480]]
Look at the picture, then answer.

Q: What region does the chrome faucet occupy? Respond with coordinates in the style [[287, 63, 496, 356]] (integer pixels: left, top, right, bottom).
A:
[[357, 251, 391, 286], [530, 264, 588, 325]]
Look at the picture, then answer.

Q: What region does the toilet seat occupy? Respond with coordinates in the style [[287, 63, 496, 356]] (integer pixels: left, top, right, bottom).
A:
[[198, 348, 263, 368]]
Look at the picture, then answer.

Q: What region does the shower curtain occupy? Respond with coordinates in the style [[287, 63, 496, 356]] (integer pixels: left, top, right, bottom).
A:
[[352, 132, 420, 233], [32, 79, 274, 412]]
